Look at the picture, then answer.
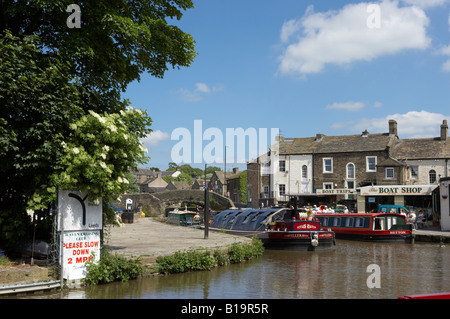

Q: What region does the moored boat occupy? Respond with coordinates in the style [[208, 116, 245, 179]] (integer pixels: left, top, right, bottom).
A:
[[209, 207, 335, 250], [315, 211, 414, 242]]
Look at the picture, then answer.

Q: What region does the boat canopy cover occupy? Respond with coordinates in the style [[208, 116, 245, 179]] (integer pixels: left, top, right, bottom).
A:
[[210, 208, 284, 232]]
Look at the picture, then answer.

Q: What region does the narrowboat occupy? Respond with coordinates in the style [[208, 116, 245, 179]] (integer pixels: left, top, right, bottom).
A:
[[209, 208, 281, 236], [315, 212, 414, 242], [209, 208, 335, 250]]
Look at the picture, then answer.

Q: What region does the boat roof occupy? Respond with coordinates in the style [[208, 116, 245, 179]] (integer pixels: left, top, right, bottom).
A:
[[316, 213, 406, 217]]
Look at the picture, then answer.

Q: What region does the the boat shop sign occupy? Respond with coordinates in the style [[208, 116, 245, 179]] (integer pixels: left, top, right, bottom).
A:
[[359, 185, 437, 196]]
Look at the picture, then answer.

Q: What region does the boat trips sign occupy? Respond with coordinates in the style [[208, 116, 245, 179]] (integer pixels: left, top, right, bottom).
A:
[[58, 189, 102, 280], [359, 185, 438, 196]]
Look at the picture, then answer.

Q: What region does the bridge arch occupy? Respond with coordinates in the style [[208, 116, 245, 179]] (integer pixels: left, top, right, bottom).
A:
[[118, 189, 235, 216]]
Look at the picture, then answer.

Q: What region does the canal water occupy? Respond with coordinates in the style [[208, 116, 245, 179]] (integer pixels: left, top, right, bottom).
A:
[[28, 240, 450, 299]]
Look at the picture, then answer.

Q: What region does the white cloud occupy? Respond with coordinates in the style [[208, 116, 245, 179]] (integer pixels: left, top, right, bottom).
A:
[[334, 110, 449, 138], [401, 0, 450, 9], [141, 130, 170, 146], [195, 82, 211, 93], [437, 15, 450, 71], [278, 1, 431, 76], [374, 101, 383, 108], [178, 82, 224, 102], [326, 101, 365, 111]]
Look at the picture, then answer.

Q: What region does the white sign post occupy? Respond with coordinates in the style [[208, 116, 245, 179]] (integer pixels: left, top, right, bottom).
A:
[[61, 230, 101, 280], [58, 189, 102, 281]]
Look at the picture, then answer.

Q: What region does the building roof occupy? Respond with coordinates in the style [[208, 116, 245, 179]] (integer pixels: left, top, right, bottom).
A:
[[166, 181, 191, 190], [278, 132, 396, 155], [392, 138, 450, 159]]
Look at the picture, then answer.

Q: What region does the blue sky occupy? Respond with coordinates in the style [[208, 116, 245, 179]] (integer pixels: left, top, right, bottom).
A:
[[123, 0, 450, 171]]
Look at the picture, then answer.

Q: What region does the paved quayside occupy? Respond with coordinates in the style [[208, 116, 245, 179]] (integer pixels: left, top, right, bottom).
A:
[[105, 217, 252, 266]]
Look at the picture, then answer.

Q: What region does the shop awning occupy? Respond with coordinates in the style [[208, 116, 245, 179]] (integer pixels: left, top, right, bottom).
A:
[[359, 185, 438, 196]]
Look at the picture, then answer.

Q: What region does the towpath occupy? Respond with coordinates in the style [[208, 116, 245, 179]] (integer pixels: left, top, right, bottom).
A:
[[105, 218, 251, 265]]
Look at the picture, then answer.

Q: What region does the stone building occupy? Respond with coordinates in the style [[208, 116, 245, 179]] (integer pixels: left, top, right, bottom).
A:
[[247, 119, 450, 214]]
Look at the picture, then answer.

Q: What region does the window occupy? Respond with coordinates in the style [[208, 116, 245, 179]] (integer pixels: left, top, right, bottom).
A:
[[333, 217, 341, 227], [385, 167, 394, 179], [263, 185, 269, 198], [366, 156, 377, 172], [302, 165, 308, 179], [345, 218, 354, 227], [279, 160, 285, 172], [346, 181, 355, 189], [323, 183, 333, 189], [279, 184, 286, 196], [410, 166, 418, 179], [355, 217, 366, 228], [323, 158, 333, 173], [346, 163, 355, 179], [429, 170, 437, 183]]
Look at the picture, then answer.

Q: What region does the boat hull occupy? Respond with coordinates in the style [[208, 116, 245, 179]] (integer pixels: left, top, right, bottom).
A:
[[259, 231, 335, 251], [315, 213, 414, 243], [332, 231, 414, 243]]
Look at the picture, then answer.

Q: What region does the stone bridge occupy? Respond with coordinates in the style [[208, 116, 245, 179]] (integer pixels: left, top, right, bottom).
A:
[[117, 189, 235, 216]]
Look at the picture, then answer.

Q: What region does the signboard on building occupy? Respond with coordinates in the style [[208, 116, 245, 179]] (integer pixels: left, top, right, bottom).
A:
[[359, 185, 438, 196], [316, 189, 357, 195], [58, 189, 102, 280], [62, 230, 101, 280]]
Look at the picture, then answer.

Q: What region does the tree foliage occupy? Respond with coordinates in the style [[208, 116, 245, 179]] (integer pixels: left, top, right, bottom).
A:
[[0, 0, 197, 111], [0, 1, 197, 250]]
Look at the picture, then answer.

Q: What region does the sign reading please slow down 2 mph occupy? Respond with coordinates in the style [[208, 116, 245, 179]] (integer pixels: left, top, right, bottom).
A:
[[58, 190, 102, 280]]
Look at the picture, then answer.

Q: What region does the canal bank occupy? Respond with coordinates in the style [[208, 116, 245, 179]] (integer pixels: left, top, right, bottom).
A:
[[105, 217, 252, 267]]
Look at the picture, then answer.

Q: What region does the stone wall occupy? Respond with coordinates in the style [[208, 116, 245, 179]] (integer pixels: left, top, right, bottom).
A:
[[117, 189, 235, 216]]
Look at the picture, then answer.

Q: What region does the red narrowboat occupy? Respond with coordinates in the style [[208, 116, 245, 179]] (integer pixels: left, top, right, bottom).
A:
[[260, 219, 335, 251], [315, 212, 414, 242], [210, 208, 335, 250]]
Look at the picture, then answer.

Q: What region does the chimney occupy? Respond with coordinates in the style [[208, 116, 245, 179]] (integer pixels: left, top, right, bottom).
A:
[[361, 129, 369, 137], [441, 120, 448, 141], [315, 133, 324, 142], [389, 120, 397, 137], [232, 167, 239, 174]]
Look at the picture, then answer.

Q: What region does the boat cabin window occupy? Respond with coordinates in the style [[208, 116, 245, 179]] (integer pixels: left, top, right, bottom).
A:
[[321, 217, 329, 227], [345, 217, 354, 227], [373, 217, 385, 230], [379, 207, 387, 213], [355, 217, 366, 228], [333, 217, 341, 227]]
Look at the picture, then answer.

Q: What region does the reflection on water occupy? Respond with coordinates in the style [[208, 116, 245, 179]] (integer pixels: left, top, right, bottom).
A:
[[23, 240, 450, 299]]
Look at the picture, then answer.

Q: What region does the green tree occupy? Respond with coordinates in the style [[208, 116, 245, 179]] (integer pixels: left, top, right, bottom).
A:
[[239, 172, 248, 204], [0, 1, 197, 251], [0, 0, 197, 113]]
